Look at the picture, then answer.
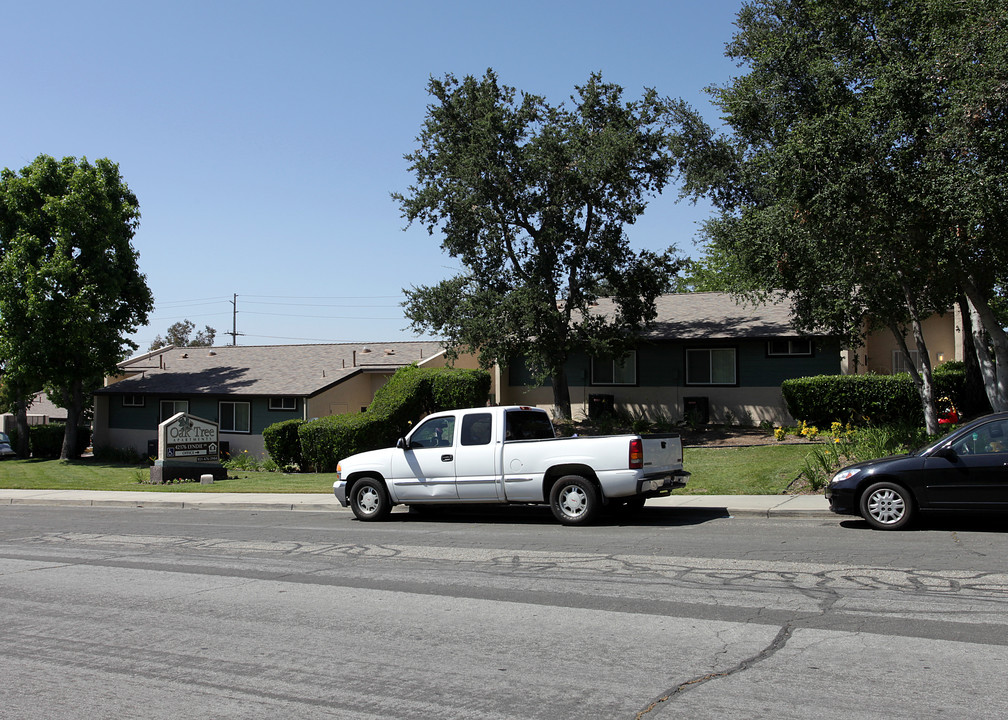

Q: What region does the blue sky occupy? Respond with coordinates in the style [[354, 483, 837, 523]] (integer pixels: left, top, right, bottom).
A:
[[4, 0, 744, 352]]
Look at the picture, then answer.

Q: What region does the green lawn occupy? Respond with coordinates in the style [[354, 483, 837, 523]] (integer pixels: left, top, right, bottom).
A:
[[675, 444, 813, 495], [0, 443, 819, 495], [0, 458, 339, 493]]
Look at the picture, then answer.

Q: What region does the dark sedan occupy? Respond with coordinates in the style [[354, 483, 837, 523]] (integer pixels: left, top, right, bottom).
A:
[[826, 412, 1008, 529]]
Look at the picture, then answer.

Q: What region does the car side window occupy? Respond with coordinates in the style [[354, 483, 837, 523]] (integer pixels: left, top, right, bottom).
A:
[[409, 417, 455, 449], [951, 419, 1008, 455]]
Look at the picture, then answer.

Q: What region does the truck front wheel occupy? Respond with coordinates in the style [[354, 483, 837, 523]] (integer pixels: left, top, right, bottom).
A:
[[549, 475, 599, 526], [350, 477, 391, 521]]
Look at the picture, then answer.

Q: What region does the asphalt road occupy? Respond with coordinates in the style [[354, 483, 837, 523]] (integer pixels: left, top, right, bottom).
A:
[[1, 504, 1007, 719]]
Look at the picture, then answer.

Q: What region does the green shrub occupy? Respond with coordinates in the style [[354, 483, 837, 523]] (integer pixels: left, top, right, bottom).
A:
[[783, 369, 979, 428], [26, 424, 90, 458], [283, 364, 492, 472], [262, 419, 305, 469]]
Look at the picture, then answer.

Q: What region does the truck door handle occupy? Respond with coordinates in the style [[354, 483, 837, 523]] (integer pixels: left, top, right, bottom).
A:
[[441, 454, 453, 462]]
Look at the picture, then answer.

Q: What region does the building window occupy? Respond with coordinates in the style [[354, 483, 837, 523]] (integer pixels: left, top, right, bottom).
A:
[[160, 400, 189, 422], [268, 397, 297, 411], [219, 401, 251, 433], [591, 351, 637, 385], [123, 395, 145, 407], [893, 350, 923, 374], [686, 348, 737, 385], [767, 339, 813, 357]]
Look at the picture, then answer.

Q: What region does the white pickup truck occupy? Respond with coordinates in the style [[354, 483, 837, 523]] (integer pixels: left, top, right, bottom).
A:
[[333, 405, 688, 525]]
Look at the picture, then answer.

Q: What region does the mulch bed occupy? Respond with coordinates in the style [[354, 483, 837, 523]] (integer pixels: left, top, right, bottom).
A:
[[676, 426, 810, 448]]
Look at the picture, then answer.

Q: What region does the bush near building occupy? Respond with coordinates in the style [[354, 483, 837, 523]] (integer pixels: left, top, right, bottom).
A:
[[266, 365, 491, 472], [782, 362, 984, 427]]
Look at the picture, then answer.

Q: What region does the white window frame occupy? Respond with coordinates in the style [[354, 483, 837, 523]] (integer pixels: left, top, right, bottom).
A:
[[219, 401, 251, 434], [123, 394, 145, 407], [268, 397, 297, 411], [591, 351, 637, 386], [160, 399, 189, 422], [686, 348, 737, 386]]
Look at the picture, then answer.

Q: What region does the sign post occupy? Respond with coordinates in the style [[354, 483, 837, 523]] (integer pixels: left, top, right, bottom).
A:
[[150, 412, 226, 484]]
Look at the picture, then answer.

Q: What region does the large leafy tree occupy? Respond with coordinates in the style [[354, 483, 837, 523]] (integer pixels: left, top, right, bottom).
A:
[[669, 0, 1008, 433], [396, 70, 681, 417], [0, 155, 154, 458]]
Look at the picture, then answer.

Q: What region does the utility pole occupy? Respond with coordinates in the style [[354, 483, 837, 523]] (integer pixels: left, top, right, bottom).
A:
[[226, 293, 244, 345]]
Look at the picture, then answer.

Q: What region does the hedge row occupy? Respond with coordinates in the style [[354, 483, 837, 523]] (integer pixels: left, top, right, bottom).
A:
[[263, 364, 491, 472], [10, 424, 91, 459], [781, 363, 986, 426]]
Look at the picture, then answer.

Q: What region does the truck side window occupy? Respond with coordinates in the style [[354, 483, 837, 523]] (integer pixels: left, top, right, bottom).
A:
[[504, 411, 555, 441], [461, 413, 493, 446], [410, 417, 455, 448]]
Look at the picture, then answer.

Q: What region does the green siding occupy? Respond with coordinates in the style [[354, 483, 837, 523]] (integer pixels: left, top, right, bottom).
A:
[[105, 395, 303, 435], [508, 339, 841, 389]]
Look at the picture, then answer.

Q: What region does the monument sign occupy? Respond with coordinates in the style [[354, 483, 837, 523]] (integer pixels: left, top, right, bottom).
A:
[[151, 412, 227, 484]]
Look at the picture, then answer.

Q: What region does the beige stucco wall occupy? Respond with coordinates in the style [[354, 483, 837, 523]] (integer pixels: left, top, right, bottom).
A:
[[306, 371, 385, 419], [843, 310, 960, 375], [421, 350, 500, 404]]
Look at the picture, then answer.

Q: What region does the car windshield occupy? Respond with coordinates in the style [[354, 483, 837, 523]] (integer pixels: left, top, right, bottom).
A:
[[0, 432, 9, 443], [913, 426, 961, 456]]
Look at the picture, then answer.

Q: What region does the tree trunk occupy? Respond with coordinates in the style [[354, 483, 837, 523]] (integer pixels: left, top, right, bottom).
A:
[[14, 399, 30, 458], [550, 366, 572, 420], [889, 320, 938, 435], [893, 275, 939, 434], [960, 275, 1008, 412], [956, 296, 991, 416], [60, 379, 84, 460]]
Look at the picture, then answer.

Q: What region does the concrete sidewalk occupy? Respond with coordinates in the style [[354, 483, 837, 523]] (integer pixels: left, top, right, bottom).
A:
[[0, 489, 831, 518]]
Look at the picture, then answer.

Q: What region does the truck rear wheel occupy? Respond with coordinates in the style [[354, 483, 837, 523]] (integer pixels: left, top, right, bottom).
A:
[[350, 477, 391, 521], [549, 475, 599, 526]]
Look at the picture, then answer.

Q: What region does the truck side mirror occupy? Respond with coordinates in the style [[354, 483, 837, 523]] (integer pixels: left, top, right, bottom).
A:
[[396, 437, 409, 450]]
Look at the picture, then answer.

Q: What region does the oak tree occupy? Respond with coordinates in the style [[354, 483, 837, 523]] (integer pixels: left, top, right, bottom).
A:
[[0, 155, 154, 458], [396, 70, 681, 417], [669, 0, 1008, 432]]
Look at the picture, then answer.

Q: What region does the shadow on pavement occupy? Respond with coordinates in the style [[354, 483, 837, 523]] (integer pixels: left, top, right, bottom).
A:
[[839, 512, 1008, 533], [382, 504, 732, 527]]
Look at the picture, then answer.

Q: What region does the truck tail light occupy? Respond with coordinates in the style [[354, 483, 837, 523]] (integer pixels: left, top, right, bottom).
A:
[[629, 438, 643, 469]]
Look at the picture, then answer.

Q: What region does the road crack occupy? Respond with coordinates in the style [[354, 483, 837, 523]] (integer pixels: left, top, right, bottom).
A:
[[636, 623, 793, 718]]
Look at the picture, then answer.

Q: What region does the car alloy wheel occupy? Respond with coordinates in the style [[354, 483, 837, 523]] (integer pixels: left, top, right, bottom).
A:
[[860, 481, 913, 530]]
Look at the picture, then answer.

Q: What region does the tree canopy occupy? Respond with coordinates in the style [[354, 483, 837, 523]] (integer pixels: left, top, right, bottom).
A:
[[149, 320, 216, 351], [670, 0, 1008, 432], [395, 70, 682, 417], [0, 154, 153, 457]]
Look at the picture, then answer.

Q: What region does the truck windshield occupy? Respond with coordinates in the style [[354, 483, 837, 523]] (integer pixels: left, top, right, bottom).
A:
[[504, 410, 555, 441]]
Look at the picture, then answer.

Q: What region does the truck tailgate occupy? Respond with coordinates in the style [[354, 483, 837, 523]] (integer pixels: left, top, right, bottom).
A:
[[641, 433, 683, 474]]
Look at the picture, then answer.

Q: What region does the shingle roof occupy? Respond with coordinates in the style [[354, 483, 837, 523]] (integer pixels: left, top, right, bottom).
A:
[[593, 292, 806, 339], [95, 342, 445, 397]]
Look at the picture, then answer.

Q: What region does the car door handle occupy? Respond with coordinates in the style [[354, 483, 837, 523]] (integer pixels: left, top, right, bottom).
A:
[[441, 454, 453, 462]]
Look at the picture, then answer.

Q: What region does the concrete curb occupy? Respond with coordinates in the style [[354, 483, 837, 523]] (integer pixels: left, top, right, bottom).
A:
[[0, 489, 833, 518]]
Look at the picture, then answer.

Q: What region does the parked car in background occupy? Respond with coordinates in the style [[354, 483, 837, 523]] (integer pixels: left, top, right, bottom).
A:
[[826, 412, 1008, 529], [0, 432, 16, 459]]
